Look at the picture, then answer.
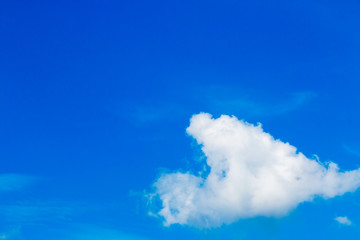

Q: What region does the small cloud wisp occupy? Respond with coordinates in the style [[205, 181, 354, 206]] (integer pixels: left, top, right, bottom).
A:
[[0, 174, 37, 192], [335, 216, 352, 226]]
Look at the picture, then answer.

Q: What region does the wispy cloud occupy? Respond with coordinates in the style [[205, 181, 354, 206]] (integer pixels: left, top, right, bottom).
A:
[[67, 225, 150, 240], [116, 101, 188, 125], [0, 173, 39, 239], [0, 227, 21, 240], [0, 201, 88, 225], [0, 207, 151, 240], [335, 216, 352, 225], [0, 201, 97, 239], [0, 174, 38, 192], [343, 144, 360, 158], [206, 90, 317, 117], [115, 87, 317, 126]]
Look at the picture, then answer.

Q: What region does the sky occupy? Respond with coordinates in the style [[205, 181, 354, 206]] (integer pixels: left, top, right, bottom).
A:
[[1, 0, 360, 239]]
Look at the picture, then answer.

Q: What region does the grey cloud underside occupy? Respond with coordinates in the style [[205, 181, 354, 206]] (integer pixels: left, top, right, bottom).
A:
[[151, 113, 360, 227]]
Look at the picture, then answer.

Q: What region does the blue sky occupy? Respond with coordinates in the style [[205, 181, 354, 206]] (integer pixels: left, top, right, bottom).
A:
[[1, 0, 360, 239]]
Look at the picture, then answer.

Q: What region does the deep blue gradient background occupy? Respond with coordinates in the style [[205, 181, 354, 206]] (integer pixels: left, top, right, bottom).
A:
[[1, 1, 360, 239]]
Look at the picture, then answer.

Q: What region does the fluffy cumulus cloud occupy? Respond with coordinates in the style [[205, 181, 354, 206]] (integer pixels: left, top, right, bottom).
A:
[[151, 113, 360, 227]]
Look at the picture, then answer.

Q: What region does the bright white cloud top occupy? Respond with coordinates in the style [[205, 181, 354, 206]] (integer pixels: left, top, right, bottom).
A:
[[151, 113, 360, 227], [335, 216, 352, 225]]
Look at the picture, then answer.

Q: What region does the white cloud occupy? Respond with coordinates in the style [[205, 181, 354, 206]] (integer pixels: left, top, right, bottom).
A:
[[151, 113, 360, 227], [335, 216, 352, 225]]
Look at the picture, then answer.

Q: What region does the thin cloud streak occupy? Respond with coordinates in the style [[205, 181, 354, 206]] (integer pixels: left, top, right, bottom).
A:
[[207, 91, 317, 117], [116, 88, 317, 125], [343, 144, 360, 158], [0, 174, 38, 192]]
